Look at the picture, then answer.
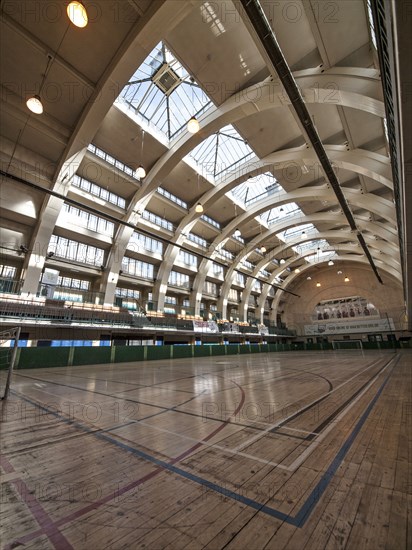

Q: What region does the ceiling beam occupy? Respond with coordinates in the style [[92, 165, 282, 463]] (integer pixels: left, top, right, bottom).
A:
[[238, 0, 384, 285]]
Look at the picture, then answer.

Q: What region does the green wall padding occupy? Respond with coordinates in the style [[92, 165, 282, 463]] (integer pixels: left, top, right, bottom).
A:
[[146, 345, 171, 360], [17, 347, 71, 368], [0, 348, 11, 369], [173, 346, 193, 359], [115, 346, 145, 363], [73, 347, 112, 366], [211, 345, 226, 356], [226, 345, 240, 355], [10, 340, 403, 370], [194, 346, 211, 357]]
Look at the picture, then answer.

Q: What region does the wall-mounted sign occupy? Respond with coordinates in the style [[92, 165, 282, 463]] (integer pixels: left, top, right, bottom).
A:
[[313, 295, 379, 322], [304, 317, 394, 335], [192, 320, 219, 333]]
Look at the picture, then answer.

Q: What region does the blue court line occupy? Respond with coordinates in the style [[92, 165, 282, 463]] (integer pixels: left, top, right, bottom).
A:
[[11, 356, 396, 528]]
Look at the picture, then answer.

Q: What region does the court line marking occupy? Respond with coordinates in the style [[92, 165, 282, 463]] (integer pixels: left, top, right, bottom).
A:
[[11, 357, 389, 475], [0, 454, 73, 550], [109, 355, 394, 473], [87, 355, 397, 527], [287, 358, 394, 471], [110, 418, 290, 470], [11, 358, 397, 532], [233, 357, 386, 452]]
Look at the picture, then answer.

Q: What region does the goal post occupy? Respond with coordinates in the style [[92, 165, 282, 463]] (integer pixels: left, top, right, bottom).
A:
[[332, 339, 363, 351], [1, 327, 21, 400]]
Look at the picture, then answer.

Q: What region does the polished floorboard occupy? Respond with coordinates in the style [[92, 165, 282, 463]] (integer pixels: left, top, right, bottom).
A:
[[0, 350, 410, 549]]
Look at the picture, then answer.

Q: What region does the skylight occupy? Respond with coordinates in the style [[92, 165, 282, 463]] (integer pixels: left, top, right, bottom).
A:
[[262, 202, 302, 226], [231, 172, 282, 207], [119, 42, 212, 140], [305, 248, 337, 264], [292, 238, 329, 256], [186, 124, 256, 181], [277, 223, 318, 243]]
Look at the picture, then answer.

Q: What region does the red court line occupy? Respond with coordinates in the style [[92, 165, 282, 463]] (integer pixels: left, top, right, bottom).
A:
[[11, 478, 74, 550], [4, 378, 246, 549], [1, 453, 73, 550], [0, 453, 15, 474]]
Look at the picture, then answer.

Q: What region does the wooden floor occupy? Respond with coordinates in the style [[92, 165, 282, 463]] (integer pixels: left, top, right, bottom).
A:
[[0, 350, 410, 550]]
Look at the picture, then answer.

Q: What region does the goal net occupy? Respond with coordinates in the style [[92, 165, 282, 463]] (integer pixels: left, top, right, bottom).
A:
[[0, 327, 21, 399], [332, 339, 363, 351]]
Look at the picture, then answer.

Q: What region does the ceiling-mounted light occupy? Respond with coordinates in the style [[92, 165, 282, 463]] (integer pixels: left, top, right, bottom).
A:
[[187, 116, 200, 134], [26, 95, 43, 114], [67, 1, 88, 28], [136, 165, 146, 179], [234, 228, 241, 238], [344, 276, 350, 282], [260, 245, 266, 253], [328, 260, 334, 266], [294, 267, 300, 273], [316, 281, 321, 287], [279, 258, 286, 265]]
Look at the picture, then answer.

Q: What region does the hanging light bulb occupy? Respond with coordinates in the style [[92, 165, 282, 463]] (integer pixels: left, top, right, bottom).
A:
[[307, 276, 312, 280], [279, 258, 286, 265], [294, 267, 300, 273], [194, 173, 203, 213], [328, 260, 334, 266], [67, 1, 88, 27], [26, 54, 53, 115], [280, 207, 284, 212], [26, 95, 43, 114], [234, 228, 241, 237], [187, 116, 200, 134], [337, 270, 343, 275], [136, 165, 146, 179], [301, 230, 306, 239], [316, 281, 321, 287], [135, 130, 145, 179], [260, 245, 266, 254], [344, 276, 350, 282]]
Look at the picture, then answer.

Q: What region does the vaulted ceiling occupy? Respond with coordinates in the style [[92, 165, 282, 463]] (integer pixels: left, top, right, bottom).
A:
[[0, 0, 410, 327]]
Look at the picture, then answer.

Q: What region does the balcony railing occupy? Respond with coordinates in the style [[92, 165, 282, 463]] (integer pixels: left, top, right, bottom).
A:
[[0, 278, 23, 295]]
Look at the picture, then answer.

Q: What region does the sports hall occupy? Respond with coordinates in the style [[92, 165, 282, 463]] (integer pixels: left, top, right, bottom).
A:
[[0, 1, 411, 548]]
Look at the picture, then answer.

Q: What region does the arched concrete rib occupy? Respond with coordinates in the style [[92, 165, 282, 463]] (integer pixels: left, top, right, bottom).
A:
[[20, 0, 197, 295], [101, 77, 388, 304], [217, 230, 400, 322], [268, 257, 402, 322], [192, 213, 399, 319], [152, 185, 394, 312], [242, 249, 400, 324]]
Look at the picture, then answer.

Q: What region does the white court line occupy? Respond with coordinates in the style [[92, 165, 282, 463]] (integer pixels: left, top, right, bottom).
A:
[[112, 355, 393, 474], [286, 356, 396, 470], [15, 382, 290, 469], [233, 357, 386, 453], [111, 417, 290, 470], [15, 355, 394, 475]]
